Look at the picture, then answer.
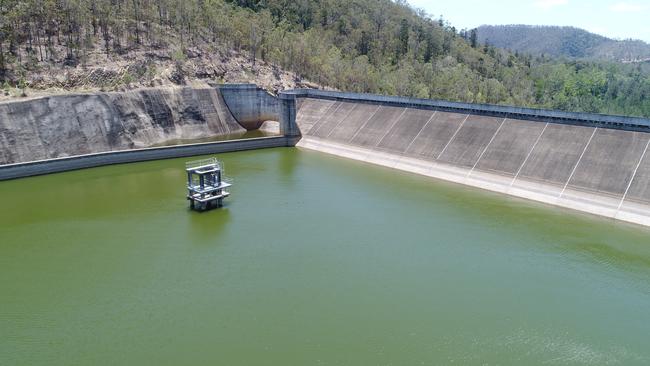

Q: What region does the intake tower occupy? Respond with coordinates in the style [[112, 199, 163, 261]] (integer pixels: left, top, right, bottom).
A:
[[186, 158, 231, 211]]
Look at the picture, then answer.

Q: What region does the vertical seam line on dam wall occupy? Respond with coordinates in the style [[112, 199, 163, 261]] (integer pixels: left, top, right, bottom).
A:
[[437, 114, 470, 160], [468, 118, 507, 179], [325, 104, 359, 139], [311, 103, 342, 136], [308, 102, 338, 135], [618, 139, 650, 212], [560, 128, 598, 198], [404, 111, 437, 154], [349, 107, 382, 143], [376, 108, 409, 148], [510, 123, 549, 188]]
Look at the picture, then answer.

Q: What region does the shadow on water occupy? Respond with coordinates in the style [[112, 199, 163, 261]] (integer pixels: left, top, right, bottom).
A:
[[277, 147, 301, 182], [447, 187, 650, 276], [302, 148, 650, 276], [186, 205, 232, 243], [437, 183, 650, 274], [562, 240, 650, 271]]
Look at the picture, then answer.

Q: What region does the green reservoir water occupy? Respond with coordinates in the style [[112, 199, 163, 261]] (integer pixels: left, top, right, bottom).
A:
[[2, 148, 650, 365]]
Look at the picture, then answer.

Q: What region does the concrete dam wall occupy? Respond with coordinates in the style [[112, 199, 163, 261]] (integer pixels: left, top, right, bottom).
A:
[[0, 84, 300, 180], [0, 86, 245, 165], [4, 81, 650, 227], [294, 91, 650, 227]]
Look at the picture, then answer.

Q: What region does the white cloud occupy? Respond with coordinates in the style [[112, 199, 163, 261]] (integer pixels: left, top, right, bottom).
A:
[[533, 0, 569, 9], [610, 2, 648, 12]]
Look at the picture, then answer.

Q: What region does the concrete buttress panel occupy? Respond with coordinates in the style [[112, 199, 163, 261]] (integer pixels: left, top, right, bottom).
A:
[[568, 129, 650, 196], [623, 142, 650, 203], [307, 101, 341, 134], [296, 98, 336, 133], [517, 124, 595, 186], [377, 109, 436, 153], [405, 112, 468, 160], [349, 106, 406, 147], [310, 102, 356, 138], [328, 103, 380, 143], [475, 119, 546, 176], [437, 115, 504, 168]]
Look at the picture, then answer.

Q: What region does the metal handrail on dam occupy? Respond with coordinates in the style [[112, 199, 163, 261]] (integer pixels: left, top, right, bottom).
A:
[[284, 89, 650, 132]]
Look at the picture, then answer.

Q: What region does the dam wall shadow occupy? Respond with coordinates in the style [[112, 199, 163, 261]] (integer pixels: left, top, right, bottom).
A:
[[292, 90, 650, 227]]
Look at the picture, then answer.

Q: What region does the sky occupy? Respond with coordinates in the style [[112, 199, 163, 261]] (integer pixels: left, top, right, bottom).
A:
[[406, 0, 650, 43]]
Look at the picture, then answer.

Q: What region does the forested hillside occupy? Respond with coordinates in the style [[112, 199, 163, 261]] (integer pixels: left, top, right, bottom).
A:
[[477, 25, 650, 62], [1, 0, 650, 118]]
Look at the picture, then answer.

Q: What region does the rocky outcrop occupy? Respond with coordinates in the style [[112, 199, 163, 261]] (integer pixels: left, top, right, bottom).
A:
[[0, 87, 245, 164]]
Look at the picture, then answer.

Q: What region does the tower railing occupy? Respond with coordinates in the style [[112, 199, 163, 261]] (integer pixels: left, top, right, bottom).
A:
[[185, 157, 220, 170]]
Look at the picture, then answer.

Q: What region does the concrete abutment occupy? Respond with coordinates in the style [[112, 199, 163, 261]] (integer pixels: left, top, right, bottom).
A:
[[218, 84, 300, 138]]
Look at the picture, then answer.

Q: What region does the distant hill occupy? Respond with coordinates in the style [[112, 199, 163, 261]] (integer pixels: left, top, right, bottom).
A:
[[477, 25, 650, 62]]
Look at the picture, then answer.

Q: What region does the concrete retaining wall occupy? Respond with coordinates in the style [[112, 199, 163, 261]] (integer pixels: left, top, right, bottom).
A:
[[0, 86, 246, 165], [295, 93, 650, 227], [0, 83, 303, 180], [0, 136, 295, 180]]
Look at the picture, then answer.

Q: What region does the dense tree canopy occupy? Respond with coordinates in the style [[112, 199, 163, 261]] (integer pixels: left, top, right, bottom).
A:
[[1, 0, 650, 117]]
